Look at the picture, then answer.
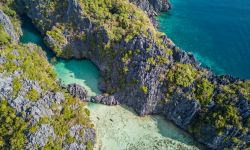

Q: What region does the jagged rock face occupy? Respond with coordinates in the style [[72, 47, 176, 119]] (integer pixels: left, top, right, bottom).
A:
[[0, 41, 96, 149], [67, 83, 88, 100], [163, 93, 201, 129], [67, 125, 96, 150], [91, 94, 120, 105], [27, 124, 56, 148], [111, 36, 172, 115], [129, 0, 171, 26], [129, 0, 171, 15], [15, 0, 250, 149], [0, 10, 19, 42]]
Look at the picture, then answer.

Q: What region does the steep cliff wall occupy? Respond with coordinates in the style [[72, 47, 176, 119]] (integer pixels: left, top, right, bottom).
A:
[[15, 0, 250, 149], [0, 6, 95, 149]]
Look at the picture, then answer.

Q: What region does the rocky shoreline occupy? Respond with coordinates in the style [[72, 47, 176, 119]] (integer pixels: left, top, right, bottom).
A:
[[2, 0, 250, 149], [0, 4, 96, 149]]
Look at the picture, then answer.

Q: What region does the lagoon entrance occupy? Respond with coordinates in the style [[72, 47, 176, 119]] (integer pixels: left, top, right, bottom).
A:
[[20, 16, 199, 150]]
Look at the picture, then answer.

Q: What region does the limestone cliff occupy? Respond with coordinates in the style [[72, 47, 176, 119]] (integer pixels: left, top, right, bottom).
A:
[[0, 6, 96, 149], [13, 0, 250, 149]]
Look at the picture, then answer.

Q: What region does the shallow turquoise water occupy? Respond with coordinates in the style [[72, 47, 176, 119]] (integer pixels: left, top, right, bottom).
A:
[[54, 60, 100, 96], [158, 0, 250, 79], [20, 16, 101, 96], [20, 16, 199, 149]]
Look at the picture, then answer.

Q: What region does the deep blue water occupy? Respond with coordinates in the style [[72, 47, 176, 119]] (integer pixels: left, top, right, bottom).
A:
[[158, 0, 250, 79]]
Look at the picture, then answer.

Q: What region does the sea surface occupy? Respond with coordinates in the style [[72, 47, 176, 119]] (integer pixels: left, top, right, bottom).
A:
[[20, 16, 199, 149], [158, 0, 250, 79]]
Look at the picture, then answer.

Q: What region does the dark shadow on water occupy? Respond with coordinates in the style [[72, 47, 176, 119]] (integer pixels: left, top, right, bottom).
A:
[[20, 15, 102, 94], [20, 15, 55, 60]]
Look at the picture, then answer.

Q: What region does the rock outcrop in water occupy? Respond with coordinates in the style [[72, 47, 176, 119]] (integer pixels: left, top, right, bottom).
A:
[[67, 83, 88, 100], [12, 0, 250, 149], [0, 5, 95, 149], [130, 0, 171, 14]]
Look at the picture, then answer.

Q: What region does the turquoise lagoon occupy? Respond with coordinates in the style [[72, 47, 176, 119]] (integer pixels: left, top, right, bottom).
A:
[[20, 17, 199, 149], [158, 0, 250, 79]]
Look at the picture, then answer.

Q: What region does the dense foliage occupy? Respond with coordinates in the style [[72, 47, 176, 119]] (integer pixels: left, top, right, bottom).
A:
[[79, 0, 157, 42], [0, 43, 94, 149], [0, 0, 21, 35], [166, 63, 198, 87], [0, 100, 27, 149], [195, 78, 214, 106], [0, 25, 11, 45], [46, 25, 67, 56], [1, 0, 250, 149], [0, 44, 58, 91]]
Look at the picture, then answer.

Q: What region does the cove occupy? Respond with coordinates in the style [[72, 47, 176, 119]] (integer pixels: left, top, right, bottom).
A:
[[158, 0, 250, 79], [20, 16, 199, 149]]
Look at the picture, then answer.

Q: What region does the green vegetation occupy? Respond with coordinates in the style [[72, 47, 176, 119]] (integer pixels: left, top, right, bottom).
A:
[[0, 100, 27, 149], [36, 93, 94, 147], [121, 50, 132, 74], [26, 89, 40, 102], [79, 0, 157, 42], [0, 44, 59, 91], [0, 0, 21, 35], [195, 78, 214, 106], [167, 63, 198, 87], [12, 77, 22, 97], [0, 42, 95, 149], [75, 0, 171, 67], [0, 25, 11, 45], [140, 85, 148, 94], [189, 82, 249, 145], [157, 55, 168, 65], [86, 141, 94, 150], [237, 81, 250, 100], [147, 57, 156, 65], [46, 25, 67, 56]]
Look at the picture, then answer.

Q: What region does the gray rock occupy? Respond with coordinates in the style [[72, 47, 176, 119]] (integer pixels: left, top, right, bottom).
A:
[[66, 142, 86, 150], [19, 79, 42, 97], [91, 94, 119, 105], [69, 125, 96, 147], [17, 0, 250, 149], [67, 84, 88, 100], [69, 124, 84, 139], [0, 10, 19, 42], [84, 128, 96, 145], [26, 101, 54, 123], [27, 124, 56, 148], [130, 0, 171, 26], [130, 0, 171, 15], [41, 91, 65, 106], [54, 92, 65, 104], [0, 56, 6, 65], [0, 73, 13, 100], [9, 96, 31, 116], [69, 125, 86, 149], [164, 93, 201, 129]]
